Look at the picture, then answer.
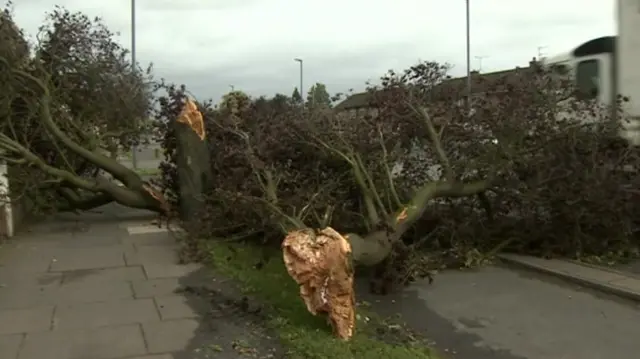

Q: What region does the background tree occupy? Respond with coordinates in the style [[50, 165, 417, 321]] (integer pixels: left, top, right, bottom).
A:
[[291, 87, 302, 105], [306, 82, 332, 109]]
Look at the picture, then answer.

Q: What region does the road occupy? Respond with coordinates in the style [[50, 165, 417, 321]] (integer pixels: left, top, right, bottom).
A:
[[358, 265, 640, 359], [119, 144, 162, 170]]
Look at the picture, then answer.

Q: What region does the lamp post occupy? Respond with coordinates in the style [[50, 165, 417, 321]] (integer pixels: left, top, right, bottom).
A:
[[465, 0, 471, 117], [294, 58, 303, 105], [130, 0, 138, 169]]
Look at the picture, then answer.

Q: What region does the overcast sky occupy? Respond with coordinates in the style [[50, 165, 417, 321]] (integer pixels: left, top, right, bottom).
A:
[[13, 0, 615, 103]]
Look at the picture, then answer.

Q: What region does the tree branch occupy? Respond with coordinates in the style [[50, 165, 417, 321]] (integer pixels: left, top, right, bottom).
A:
[[56, 187, 114, 212], [409, 103, 455, 181], [0, 133, 100, 191], [1, 57, 141, 186]]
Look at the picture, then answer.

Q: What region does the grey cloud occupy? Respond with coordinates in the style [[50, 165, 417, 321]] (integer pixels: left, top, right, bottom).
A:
[[11, 0, 616, 103], [141, 0, 264, 12]]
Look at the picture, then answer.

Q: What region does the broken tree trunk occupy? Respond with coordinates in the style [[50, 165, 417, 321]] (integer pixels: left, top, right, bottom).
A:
[[173, 98, 213, 232], [282, 227, 355, 340], [280, 179, 491, 340]]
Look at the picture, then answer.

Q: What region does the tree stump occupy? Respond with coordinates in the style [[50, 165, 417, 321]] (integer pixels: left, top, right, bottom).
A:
[[174, 99, 212, 233]]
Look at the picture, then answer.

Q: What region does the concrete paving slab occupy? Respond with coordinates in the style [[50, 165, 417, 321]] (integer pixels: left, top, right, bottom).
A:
[[500, 254, 625, 281], [0, 271, 62, 288], [1, 205, 282, 359], [12, 232, 124, 248], [0, 334, 23, 359], [0, 279, 133, 310], [125, 246, 179, 266], [127, 224, 169, 235], [142, 319, 206, 354], [155, 295, 206, 320], [498, 253, 640, 302], [132, 278, 181, 298], [53, 298, 160, 330], [19, 324, 147, 359], [61, 266, 146, 284], [0, 306, 54, 334], [117, 218, 158, 229], [609, 277, 640, 294], [125, 232, 177, 247], [143, 263, 202, 280], [49, 247, 126, 271], [0, 245, 54, 273]]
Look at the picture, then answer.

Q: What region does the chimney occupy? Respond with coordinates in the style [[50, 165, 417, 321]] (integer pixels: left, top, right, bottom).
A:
[[529, 57, 542, 71], [470, 70, 479, 75]]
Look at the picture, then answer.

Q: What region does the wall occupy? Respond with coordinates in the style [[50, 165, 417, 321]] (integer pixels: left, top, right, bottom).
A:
[[0, 160, 13, 237]]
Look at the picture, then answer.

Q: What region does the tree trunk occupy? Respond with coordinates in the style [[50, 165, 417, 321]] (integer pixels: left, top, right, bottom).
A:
[[173, 100, 212, 232]]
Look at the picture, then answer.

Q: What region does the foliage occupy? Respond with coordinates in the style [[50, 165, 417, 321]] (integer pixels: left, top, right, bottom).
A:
[[0, 4, 163, 215], [306, 82, 332, 109], [291, 87, 302, 104], [155, 56, 640, 290]]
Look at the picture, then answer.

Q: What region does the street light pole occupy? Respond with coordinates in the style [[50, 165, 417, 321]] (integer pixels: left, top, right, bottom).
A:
[[465, 0, 471, 117], [130, 0, 138, 169], [294, 58, 303, 105]]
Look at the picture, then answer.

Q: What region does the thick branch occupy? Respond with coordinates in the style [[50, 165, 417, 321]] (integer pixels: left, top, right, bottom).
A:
[[392, 179, 491, 236], [0, 133, 100, 191], [302, 135, 385, 228], [3, 59, 141, 186], [56, 187, 114, 212]]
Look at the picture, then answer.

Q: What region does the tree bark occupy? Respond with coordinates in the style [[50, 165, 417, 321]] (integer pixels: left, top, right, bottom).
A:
[[173, 100, 212, 232]]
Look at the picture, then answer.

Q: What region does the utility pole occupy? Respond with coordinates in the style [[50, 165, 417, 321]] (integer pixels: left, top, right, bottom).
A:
[[475, 55, 488, 72], [130, 0, 138, 169], [294, 58, 303, 106], [465, 0, 472, 117]]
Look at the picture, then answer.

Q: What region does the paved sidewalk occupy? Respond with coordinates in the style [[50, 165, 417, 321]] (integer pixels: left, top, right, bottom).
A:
[[0, 206, 280, 359], [498, 253, 640, 302]]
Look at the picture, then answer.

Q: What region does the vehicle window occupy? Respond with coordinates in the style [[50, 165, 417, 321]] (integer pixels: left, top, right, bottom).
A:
[[575, 59, 600, 100]]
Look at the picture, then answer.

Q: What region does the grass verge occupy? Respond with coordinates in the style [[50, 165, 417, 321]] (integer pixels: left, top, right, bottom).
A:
[[207, 242, 440, 359]]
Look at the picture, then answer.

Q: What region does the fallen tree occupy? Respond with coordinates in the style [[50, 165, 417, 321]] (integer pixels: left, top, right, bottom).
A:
[[163, 73, 495, 339], [0, 7, 167, 215], [154, 56, 640, 340]]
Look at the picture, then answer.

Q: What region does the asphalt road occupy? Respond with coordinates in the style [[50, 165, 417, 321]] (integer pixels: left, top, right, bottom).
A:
[[358, 265, 640, 359], [119, 144, 162, 170]]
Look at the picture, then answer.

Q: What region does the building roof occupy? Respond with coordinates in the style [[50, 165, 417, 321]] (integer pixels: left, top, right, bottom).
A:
[[334, 61, 538, 111]]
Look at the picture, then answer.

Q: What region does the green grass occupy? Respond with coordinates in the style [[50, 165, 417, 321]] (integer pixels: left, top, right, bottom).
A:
[[207, 242, 440, 359]]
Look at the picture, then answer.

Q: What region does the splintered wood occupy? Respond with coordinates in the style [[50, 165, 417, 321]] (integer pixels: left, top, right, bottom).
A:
[[177, 98, 205, 140], [142, 182, 170, 215], [281, 227, 355, 340]]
